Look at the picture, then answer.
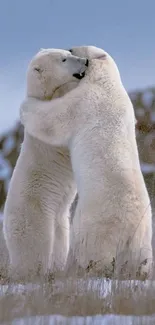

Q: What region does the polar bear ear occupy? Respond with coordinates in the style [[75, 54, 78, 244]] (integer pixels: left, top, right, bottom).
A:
[[96, 54, 107, 60]]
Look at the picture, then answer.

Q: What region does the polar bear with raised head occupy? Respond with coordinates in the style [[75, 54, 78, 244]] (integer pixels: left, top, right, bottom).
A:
[[20, 46, 153, 279], [3, 48, 88, 280]]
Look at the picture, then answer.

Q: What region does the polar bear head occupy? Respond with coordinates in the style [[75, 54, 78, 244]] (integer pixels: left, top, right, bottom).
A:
[[67, 45, 107, 60], [26, 48, 88, 100], [68, 46, 120, 81], [53, 46, 109, 99]]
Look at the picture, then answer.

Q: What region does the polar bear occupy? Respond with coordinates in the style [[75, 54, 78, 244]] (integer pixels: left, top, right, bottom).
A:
[[3, 48, 88, 280], [20, 47, 153, 279]]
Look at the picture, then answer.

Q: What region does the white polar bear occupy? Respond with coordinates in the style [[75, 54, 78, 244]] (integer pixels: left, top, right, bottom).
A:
[[3, 48, 88, 280], [20, 47, 153, 279]]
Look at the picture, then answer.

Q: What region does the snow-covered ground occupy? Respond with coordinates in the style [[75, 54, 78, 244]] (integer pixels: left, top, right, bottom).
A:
[[0, 278, 155, 324], [2, 314, 155, 325], [0, 277, 154, 298]]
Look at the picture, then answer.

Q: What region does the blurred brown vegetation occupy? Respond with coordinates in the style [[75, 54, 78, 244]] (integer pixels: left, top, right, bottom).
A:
[[0, 87, 155, 211]]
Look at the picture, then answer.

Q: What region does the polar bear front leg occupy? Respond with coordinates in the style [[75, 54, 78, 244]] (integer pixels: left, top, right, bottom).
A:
[[20, 96, 74, 147]]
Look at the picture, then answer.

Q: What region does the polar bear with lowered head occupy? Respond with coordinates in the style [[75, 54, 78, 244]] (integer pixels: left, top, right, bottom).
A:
[[20, 47, 153, 279], [3, 48, 89, 280]]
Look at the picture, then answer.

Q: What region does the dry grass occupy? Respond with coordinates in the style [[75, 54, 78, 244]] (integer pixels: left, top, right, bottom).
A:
[[1, 275, 155, 323]]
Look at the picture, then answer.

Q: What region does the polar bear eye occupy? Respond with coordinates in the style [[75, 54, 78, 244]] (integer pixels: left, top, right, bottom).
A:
[[62, 58, 67, 62], [68, 49, 73, 53], [34, 67, 41, 73]]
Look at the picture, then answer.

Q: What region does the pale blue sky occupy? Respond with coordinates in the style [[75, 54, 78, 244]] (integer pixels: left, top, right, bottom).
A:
[[0, 0, 155, 133]]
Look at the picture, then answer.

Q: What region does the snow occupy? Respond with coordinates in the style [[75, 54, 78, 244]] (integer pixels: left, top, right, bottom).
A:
[[0, 278, 155, 324], [140, 162, 155, 174], [0, 278, 154, 299], [3, 314, 155, 325]]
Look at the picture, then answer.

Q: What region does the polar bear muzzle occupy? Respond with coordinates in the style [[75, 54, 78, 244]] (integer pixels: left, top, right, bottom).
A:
[[73, 71, 85, 80], [73, 58, 89, 79]]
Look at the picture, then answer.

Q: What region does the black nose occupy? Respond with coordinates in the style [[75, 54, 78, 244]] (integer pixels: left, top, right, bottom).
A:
[[85, 59, 89, 67]]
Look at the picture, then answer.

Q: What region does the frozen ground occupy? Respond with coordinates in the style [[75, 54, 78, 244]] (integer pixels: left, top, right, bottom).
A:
[[0, 277, 155, 324], [2, 314, 155, 325]]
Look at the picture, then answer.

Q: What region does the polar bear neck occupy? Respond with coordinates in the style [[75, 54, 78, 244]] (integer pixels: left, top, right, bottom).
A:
[[52, 80, 79, 99], [27, 78, 79, 101]]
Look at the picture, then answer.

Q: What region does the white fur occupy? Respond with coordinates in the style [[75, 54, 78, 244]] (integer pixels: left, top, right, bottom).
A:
[[0, 220, 9, 278], [3, 48, 89, 279], [20, 47, 153, 279]]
